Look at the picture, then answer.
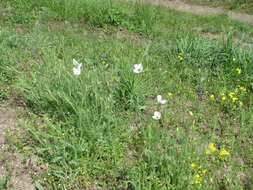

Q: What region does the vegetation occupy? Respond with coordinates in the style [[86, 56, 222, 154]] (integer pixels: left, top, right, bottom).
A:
[[0, 0, 252, 189]]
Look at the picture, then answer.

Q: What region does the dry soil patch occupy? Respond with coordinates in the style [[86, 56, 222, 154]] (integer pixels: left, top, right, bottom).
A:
[[0, 107, 35, 190], [153, 0, 253, 25]]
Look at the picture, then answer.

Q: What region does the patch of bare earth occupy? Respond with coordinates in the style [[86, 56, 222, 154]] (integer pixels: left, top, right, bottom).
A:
[[153, 0, 253, 25], [0, 107, 35, 190]]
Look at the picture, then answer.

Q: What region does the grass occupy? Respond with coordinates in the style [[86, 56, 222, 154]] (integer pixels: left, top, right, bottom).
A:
[[0, 0, 253, 189], [184, 0, 253, 14], [1, 0, 253, 40]]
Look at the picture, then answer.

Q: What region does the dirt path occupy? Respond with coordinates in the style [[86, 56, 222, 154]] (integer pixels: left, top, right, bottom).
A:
[[0, 107, 35, 190], [153, 0, 253, 25]]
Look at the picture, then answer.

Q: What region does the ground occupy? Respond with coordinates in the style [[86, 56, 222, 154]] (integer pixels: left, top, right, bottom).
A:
[[155, 0, 253, 24], [0, 107, 35, 189]]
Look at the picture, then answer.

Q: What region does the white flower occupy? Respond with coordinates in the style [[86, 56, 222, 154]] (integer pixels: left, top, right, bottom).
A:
[[152, 111, 161, 120], [157, 95, 167, 104], [73, 58, 80, 66], [72, 59, 82, 75], [133, 64, 143, 73]]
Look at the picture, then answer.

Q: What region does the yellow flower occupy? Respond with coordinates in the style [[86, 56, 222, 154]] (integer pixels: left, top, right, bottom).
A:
[[201, 169, 208, 174], [194, 174, 201, 179], [220, 93, 225, 96], [221, 96, 226, 101], [192, 174, 202, 184], [239, 87, 247, 92], [228, 92, 235, 98], [210, 94, 215, 99], [167, 92, 173, 97], [239, 101, 243, 105], [235, 68, 242, 74], [177, 55, 184, 61], [232, 97, 238, 102], [219, 149, 230, 156], [191, 163, 197, 169], [209, 143, 217, 152], [205, 143, 217, 154], [192, 179, 201, 184]]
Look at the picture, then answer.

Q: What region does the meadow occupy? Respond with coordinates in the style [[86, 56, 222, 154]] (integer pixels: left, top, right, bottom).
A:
[[0, 0, 253, 189]]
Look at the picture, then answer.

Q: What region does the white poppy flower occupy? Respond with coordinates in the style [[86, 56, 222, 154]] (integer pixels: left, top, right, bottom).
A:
[[133, 64, 143, 73], [152, 111, 161, 120], [157, 95, 167, 104], [73, 58, 80, 66], [72, 59, 82, 75]]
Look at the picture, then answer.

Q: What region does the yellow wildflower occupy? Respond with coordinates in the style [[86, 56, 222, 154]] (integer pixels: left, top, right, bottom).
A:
[[220, 149, 230, 156], [236, 68, 242, 74], [210, 94, 215, 99], [167, 92, 173, 97], [221, 96, 226, 101], [239, 101, 243, 105], [194, 174, 201, 179], [205, 143, 217, 154], [201, 169, 208, 174], [209, 143, 217, 152], [239, 87, 246, 92], [191, 163, 197, 169], [228, 92, 235, 98], [177, 55, 184, 61], [193, 178, 201, 184], [220, 92, 225, 96], [192, 174, 202, 184], [232, 97, 238, 102]]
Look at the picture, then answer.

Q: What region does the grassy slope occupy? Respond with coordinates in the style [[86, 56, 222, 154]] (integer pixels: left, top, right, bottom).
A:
[[0, 0, 253, 189]]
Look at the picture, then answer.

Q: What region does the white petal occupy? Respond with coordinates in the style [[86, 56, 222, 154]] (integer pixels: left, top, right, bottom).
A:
[[73, 58, 79, 66], [152, 111, 161, 120], [73, 67, 81, 75], [77, 63, 82, 68], [133, 68, 141, 73], [133, 64, 143, 73], [157, 95, 167, 104], [157, 95, 162, 102], [159, 99, 167, 104]]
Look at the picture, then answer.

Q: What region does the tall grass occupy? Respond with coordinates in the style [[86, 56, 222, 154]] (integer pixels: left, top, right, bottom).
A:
[[1, 0, 253, 38], [2, 0, 158, 34]]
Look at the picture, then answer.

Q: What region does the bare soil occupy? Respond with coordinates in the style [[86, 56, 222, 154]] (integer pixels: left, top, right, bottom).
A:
[[0, 107, 35, 190], [154, 0, 253, 25]]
